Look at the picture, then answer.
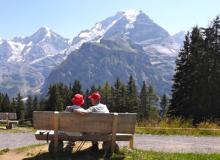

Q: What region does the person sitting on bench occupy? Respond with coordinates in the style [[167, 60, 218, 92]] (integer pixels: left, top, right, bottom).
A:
[[65, 93, 86, 114], [64, 93, 86, 148]]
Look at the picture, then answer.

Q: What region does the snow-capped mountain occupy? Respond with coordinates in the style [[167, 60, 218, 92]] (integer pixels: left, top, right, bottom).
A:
[[67, 10, 170, 53], [0, 27, 70, 97], [0, 10, 185, 97], [8, 27, 70, 62], [42, 10, 185, 95]]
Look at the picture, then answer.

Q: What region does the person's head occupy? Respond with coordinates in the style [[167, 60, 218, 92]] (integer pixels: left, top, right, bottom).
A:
[[72, 94, 84, 106], [88, 92, 101, 105]]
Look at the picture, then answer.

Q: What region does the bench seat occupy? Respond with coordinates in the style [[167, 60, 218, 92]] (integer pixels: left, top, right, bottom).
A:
[[0, 120, 19, 124], [35, 130, 133, 141]]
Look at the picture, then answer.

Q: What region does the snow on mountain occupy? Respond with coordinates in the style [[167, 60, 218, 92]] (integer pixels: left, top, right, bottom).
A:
[[42, 10, 184, 95], [0, 27, 70, 97], [67, 9, 170, 55], [0, 10, 185, 97], [3, 27, 70, 63]]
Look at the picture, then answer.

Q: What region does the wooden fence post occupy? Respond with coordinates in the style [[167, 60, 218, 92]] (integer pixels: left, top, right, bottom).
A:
[[111, 113, 118, 152], [54, 111, 59, 153]]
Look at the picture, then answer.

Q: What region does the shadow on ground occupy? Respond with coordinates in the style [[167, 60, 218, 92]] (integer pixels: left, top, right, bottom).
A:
[[23, 147, 125, 160]]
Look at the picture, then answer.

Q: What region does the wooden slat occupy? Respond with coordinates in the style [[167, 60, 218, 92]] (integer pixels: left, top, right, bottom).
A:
[[35, 131, 132, 141], [33, 112, 137, 134], [33, 111, 55, 130], [0, 113, 17, 120], [8, 113, 17, 120], [117, 113, 136, 134], [59, 112, 113, 133], [0, 120, 18, 124]]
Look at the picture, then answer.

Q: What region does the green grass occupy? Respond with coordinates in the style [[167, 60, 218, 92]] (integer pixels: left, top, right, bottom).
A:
[[14, 144, 45, 153], [0, 126, 36, 133], [3, 144, 220, 160], [0, 148, 10, 155], [136, 127, 220, 136], [113, 148, 220, 160], [136, 118, 220, 136]]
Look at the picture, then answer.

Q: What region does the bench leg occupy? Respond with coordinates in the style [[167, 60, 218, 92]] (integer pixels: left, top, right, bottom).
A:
[[9, 123, 13, 129], [49, 140, 63, 154], [129, 136, 134, 149]]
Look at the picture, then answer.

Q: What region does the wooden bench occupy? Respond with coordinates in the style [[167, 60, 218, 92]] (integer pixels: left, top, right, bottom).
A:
[[0, 112, 19, 129], [33, 111, 136, 154]]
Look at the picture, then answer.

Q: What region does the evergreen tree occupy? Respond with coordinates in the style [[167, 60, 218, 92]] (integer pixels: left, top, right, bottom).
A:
[[117, 83, 127, 112], [71, 80, 82, 98], [139, 81, 149, 120], [126, 75, 139, 113], [46, 84, 64, 111], [160, 94, 168, 118], [0, 93, 3, 112], [33, 96, 40, 111], [9, 98, 16, 112], [1, 94, 10, 112], [148, 85, 159, 108], [25, 96, 33, 120], [170, 17, 220, 121], [16, 93, 25, 121], [112, 78, 122, 112], [83, 89, 91, 109], [101, 81, 112, 109], [169, 33, 192, 118], [39, 99, 46, 111]]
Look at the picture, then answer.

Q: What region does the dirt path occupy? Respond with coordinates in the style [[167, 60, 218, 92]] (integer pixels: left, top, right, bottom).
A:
[[1, 133, 220, 153], [119, 134, 220, 153], [0, 133, 44, 149]]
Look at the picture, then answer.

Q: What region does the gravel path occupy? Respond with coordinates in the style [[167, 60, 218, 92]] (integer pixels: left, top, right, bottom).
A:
[[0, 133, 44, 149], [119, 135, 220, 153], [1, 133, 220, 153]]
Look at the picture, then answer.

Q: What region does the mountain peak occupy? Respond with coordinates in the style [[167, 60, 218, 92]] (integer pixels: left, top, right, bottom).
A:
[[35, 26, 52, 38], [123, 9, 141, 17]]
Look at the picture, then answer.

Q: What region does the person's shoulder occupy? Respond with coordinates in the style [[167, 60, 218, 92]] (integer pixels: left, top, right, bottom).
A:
[[99, 103, 107, 107], [99, 103, 110, 113], [72, 105, 80, 109]]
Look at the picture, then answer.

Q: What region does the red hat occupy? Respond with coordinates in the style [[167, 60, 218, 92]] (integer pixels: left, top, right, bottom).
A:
[[72, 94, 84, 106], [88, 92, 101, 100]]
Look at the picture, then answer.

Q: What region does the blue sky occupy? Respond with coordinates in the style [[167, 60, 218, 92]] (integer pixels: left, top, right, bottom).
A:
[[0, 0, 219, 40]]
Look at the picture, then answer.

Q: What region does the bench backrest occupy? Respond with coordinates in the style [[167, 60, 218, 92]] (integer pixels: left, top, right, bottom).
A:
[[33, 111, 136, 134], [0, 113, 17, 120]]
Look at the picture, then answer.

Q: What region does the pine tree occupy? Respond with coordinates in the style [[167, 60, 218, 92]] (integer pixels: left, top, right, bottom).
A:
[[126, 75, 139, 113], [148, 85, 158, 108], [33, 96, 40, 111], [25, 96, 33, 120], [139, 81, 149, 120], [101, 81, 112, 109], [170, 18, 220, 121], [46, 84, 64, 111], [71, 80, 82, 98], [1, 94, 10, 112], [117, 83, 127, 112], [16, 93, 25, 121], [169, 33, 192, 118], [39, 99, 46, 111], [83, 89, 91, 109], [112, 78, 122, 112], [9, 98, 16, 112], [160, 94, 168, 118]]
